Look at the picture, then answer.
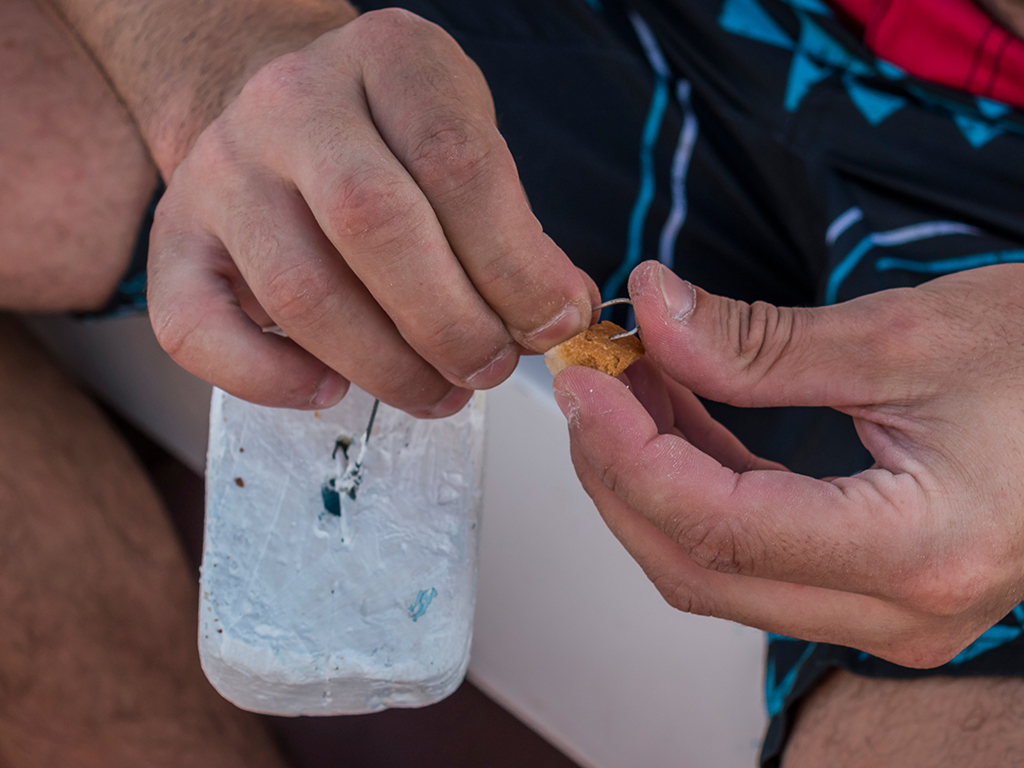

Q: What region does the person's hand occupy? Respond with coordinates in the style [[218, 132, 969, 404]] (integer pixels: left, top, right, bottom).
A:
[[147, 9, 595, 414], [554, 259, 1024, 667]]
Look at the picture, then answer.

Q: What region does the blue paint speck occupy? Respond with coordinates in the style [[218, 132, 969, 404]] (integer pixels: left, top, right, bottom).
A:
[[321, 479, 341, 517], [409, 588, 437, 622]]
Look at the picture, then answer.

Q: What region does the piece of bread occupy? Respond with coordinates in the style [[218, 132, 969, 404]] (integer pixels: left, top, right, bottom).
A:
[[544, 321, 645, 377]]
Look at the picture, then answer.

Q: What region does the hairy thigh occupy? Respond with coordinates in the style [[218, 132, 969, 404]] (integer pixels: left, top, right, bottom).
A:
[[0, 0, 157, 312], [784, 669, 1024, 768], [0, 316, 287, 766]]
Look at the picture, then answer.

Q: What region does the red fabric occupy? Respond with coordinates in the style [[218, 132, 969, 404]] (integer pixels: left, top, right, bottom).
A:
[[829, 0, 1024, 110]]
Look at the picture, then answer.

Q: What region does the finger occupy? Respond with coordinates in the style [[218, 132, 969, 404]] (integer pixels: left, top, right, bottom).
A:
[[619, 356, 674, 435], [660, 375, 786, 473], [356, 11, 593, 351], [569, 443, 973, 668], [159, 179, 471, 417], [517, 268, 603, 360], [554, 366, 929, 597], [266, 73, 519, 392], [624, 355, 782, 472], [628, 261, 936, 409], [147, 226, 348, 410]]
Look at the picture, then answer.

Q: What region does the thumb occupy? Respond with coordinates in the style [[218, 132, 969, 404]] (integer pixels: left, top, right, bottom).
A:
[[628, 261, 926, 409]]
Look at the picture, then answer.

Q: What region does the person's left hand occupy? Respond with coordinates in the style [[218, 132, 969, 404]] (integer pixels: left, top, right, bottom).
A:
[[554, 259, 1024, 668]]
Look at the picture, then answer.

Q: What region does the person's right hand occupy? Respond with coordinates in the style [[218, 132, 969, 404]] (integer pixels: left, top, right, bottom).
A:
[[147, 9, 596, 415]]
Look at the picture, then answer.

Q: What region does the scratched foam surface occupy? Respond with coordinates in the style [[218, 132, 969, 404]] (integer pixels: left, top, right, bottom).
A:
[[200, 387, 486, 715]]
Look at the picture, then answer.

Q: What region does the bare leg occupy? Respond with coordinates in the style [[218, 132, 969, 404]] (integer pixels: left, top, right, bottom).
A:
[[783, 670, 1024, 767], [0, 1, 289, 764], [0, 0, 157, 311], [0, 315, 290, 765], [0, 318, 289, 767]]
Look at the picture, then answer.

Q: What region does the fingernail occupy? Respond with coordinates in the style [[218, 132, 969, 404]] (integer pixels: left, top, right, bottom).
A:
[[465, 345, 517, 388], [311, 371, 347, 408], [523, 303, 587, 351], [552, 388, 578, 423], [659, 265, 695, 322], [426, 386, 473, 418]]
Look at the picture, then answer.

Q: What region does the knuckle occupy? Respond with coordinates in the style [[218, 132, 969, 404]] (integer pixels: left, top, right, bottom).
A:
[[187, 122, 239, 184], [259, 261, 336, 329], [420, 315, 469, 354], [353, 7, 424, 44], [238, 50, 311, 111], [717, 299, 799, 402], [354, 9, 456, 69], [150, 302, 203, 363], [665, 516, 750, 576], [329, 169, 408, 239], [472, 250, 569, 324], [406, 114, 496, 194], [418, 314, 504, 377], [473, 252, 532, 298]]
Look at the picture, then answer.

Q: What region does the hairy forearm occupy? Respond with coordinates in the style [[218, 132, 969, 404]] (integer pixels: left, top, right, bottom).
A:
[[976, 0, 1024, 39], [40, 0, 358, 178]]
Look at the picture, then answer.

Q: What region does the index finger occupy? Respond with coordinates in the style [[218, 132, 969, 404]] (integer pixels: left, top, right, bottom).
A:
[[359, 11, 593, 351], [554, 366, 930, 600]]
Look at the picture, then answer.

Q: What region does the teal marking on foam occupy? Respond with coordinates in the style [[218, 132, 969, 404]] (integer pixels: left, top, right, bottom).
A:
[[719, 0, 795, 50], [409, 587, 438, 622], [583, 0, 602, 11], [949, 624, 1023, 665], [784, 51, 830, 111], [765, 641, 817, 717], [843, 76, 907, 125], [320, 479, 342, 517], [953, 113, 1005, 148], [876, 250, 1024, 275], [1014, 604, 1024, 625]]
